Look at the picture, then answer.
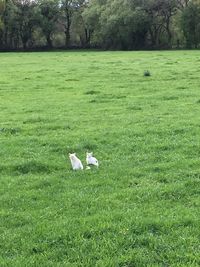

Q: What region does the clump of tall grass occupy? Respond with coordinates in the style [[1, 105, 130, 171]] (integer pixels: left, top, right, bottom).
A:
[[144, 70, 151, 77]]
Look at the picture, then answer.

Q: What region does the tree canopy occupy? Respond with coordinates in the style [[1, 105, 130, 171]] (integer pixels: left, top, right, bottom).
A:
[[0, 0, 199, 50]]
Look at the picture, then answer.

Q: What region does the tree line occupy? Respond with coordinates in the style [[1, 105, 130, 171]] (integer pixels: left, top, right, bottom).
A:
[[0, 0, 200, 50]]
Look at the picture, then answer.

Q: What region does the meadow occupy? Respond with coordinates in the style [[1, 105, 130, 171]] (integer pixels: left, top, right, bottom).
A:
[[0, 50, 200, 267]]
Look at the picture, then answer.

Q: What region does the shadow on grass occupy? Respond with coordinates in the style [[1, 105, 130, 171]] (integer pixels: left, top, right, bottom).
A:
[[0, 161, 60, 175], [84, 90, 100, 95], [14, 161, 52, 174]]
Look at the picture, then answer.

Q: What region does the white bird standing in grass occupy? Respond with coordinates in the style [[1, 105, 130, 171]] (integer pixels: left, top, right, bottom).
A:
[[69, 153, 83, 170], [86, 152, 99, 167]]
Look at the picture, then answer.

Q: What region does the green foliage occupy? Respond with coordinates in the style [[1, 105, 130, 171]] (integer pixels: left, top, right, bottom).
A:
[[0, 1, 4, 44], [0, 51, 200, 266], [84, 0, 150, 49], [2, 0, 19, 47], [13, 1, 40, 48], [0, 1, 200, 49], [181, 2, 200, 48], [38, 0, 60, 47]]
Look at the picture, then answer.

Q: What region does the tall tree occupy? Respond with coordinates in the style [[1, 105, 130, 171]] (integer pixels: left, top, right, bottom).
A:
[[39, 0, 60, 47], [84, 0, 150, 49], [59, 0, 73, 47], [0, 0, 5, 47], [181, 1, 200, 48], [13, 0, 39, 49], [140, 0, 178, 47], [82, 0, 103, 46], [2, 0, 19, 48], [59, 0, 85, 47], [160, 0, 178, 46]]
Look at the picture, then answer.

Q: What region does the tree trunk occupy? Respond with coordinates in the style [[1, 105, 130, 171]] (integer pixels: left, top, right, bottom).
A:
[[166, 17, 172, 48], [23, 43, 26, 49], [0, 29, 3, 48], [21, 33, 29, 49], [46, 34, 52, 48], [63, 4, 71, 48], [85, 28, 91, 47], [3, 25, 8, 47], [65, 27, 70, 47], [149, 28, 157, 47]]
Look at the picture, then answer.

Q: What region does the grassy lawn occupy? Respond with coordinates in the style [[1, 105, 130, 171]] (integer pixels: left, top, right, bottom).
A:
[[0, 50, 200, 267]]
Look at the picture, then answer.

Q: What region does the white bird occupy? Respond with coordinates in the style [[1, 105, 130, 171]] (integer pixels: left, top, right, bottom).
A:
[[86, 152, 99, 167], [69, 153, 83, 170]]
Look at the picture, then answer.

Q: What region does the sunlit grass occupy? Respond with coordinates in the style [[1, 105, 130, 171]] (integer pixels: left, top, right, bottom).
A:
[[0, 50, 200, 266]]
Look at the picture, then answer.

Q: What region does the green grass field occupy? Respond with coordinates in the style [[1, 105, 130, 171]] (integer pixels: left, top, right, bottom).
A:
[[0, 51, 200, 267]]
